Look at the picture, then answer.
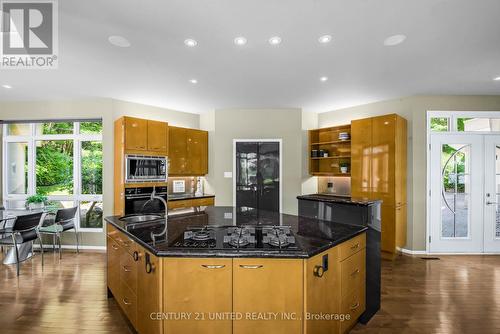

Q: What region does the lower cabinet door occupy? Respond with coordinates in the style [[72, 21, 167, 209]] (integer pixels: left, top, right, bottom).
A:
[[107, 236, 121, 298], [233, 258, 303, 334], [137, 248, 163, 334], [164, 258, 233, 334]]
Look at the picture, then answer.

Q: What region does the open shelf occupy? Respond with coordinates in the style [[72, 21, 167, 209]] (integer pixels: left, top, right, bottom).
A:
[[308, 124, 351, 176]]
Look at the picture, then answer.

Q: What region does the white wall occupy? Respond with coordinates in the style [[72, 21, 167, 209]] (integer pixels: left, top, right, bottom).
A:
[[319, 95, 500, 251], [0, 98, 200, 247], [201, 108, 307, 215]]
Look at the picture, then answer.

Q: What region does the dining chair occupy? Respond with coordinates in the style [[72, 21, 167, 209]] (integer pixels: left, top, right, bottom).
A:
[[39, 207, 79, 259], [0, 212, 45, 276]]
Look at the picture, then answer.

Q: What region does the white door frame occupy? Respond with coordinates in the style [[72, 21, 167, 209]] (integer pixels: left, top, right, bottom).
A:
[[232, 139, 283, 213], [426, 111, 500, 254]]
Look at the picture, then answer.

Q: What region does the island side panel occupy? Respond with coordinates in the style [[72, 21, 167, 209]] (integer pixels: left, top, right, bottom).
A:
[[233, 258, 304, 334], [163, 257, 233, 334]]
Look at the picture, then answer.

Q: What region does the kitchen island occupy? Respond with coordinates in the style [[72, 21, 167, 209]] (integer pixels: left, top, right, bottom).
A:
[[105, 206, 368, 334]]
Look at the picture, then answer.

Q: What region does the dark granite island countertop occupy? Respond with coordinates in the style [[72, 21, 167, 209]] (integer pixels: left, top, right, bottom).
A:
[[297, 193, 382, 206], [105, 206, 367, 259]]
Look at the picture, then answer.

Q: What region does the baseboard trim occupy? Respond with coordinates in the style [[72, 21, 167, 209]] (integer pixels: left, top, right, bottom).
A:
[[398, 247, 427, 255], [32, 244, 106, 251], [397, 247, 500, 256]]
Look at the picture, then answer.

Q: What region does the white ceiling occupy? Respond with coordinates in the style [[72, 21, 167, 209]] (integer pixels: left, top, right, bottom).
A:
[[1, 0, 500, 114]]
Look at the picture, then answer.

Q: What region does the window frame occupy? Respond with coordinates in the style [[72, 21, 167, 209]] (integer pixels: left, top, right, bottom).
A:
[[2, 121, 103, 232], [428, 111, 500, 134]]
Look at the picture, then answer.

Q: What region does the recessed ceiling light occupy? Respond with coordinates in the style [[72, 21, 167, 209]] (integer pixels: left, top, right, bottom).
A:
[[494, 76, 500, 81], [320, 76, 328, 82], [234, 37, 247, 46], [268, 36, 282, 46], [184, 39, 198, 47], [383, 34, 407, 46], [2, 84, 12, 89], [108, 35, 131, 48], [189, 79, 198, 84], [318, 35, 332, 44]]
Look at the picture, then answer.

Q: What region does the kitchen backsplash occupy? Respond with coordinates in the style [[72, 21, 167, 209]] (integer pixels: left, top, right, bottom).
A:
[[317, 176, 351, 196]]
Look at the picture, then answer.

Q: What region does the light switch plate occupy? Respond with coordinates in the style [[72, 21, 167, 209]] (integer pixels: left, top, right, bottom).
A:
[[224, 172, 232, 178]]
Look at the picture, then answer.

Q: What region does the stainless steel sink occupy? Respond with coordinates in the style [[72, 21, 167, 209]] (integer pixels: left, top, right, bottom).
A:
[[119, 214, 162, 224]]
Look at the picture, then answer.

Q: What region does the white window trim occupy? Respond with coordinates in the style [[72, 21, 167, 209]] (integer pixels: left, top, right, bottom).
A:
[[428, 111, 500, 134], [2, 121, 103, 232]]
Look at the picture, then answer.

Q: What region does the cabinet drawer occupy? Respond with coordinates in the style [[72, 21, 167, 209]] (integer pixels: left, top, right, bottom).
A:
[[116, 233, 138, 257], [341, 249, 365, 298], [192, 197, 214, 207], [107, 236, 121, 297], [339, 233, 366, 261], [340, 287, 365, 334], [168, 199, 192, 210], [106, 223, 120, 241], [120, 251, 138, 294], [120, 280, 137, 329]]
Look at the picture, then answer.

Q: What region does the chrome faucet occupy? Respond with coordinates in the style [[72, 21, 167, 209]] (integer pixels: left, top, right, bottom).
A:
[[150, 185, 168, 242]]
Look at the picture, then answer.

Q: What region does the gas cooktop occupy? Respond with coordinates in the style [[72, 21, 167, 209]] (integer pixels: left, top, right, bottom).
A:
[[170, 225, 300, 251]]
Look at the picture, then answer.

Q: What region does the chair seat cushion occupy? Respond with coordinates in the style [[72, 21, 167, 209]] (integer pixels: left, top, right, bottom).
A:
[[39, 224, 63, 234]]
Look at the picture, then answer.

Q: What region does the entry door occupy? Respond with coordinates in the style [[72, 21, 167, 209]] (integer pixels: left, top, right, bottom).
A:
[[483, 136, 500, 252], [429, 134, 484, 253], [234, 141, 281, 212]]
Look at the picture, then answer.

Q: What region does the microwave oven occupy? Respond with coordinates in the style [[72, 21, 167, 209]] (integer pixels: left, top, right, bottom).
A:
[[125, 154, 167, 183]]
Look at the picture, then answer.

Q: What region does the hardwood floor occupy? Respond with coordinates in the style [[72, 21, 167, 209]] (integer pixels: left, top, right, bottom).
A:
[[0, 250, 132, 334], [1, 251, 500, 333], [352, 254, 500, 334]]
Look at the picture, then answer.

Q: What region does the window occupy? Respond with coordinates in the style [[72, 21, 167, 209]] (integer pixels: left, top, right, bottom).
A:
[[430, 117, 449, 132], [2, 120, 103, 230]]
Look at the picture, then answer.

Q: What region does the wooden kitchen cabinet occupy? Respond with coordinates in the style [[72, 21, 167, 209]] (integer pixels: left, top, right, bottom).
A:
[[125, 117, 148, 151], [233, 258, 303, 334], [137, 247, 163, 334], [167, 197, 215, 210], [168, 126, 188, 174], [351, 114, 407, 259], [304, 247, 341, 334], [147, 120, 168, 154], [351, 118, 372, 199], [164, 258, 232, 334], [168, 126, 208, 175], [187, 129, 208, 175], [106, 236, 121, 298]]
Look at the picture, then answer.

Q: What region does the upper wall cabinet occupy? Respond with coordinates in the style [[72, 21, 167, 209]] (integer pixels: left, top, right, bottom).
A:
[[168, 126, 208, 176], [123, 117, 168, 155]]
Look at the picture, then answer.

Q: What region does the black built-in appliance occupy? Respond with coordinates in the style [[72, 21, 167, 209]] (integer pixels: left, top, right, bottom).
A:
[[124, 186, 168, 215], [298, 198, 381, 324]]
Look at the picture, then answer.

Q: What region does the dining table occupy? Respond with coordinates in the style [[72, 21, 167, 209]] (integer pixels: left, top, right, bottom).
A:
[[0, 207, 57, 265]]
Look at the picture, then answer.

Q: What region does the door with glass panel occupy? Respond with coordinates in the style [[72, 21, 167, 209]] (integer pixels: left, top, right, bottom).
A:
[[429, 134, 483, 253], [483, 136, 500, 252]]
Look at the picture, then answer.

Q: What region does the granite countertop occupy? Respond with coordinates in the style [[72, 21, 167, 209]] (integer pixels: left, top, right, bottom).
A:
[[168, 193, 215, 201], [105, 206, 367, 259], [297, 194, 382, 206]]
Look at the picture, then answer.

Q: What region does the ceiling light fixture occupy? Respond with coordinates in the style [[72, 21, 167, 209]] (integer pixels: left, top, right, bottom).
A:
[[184, 39, 198, 47], [383, 34, 407, 46], [318, 35, 332, 44], [108, 35, 131, 48], [320, 76, 328, 82], [2, 84, 12, 89], [189, 79, 198, 84], [234, 37, 247, 46], [268, 36, 282, 46], [494, 76, 500, 81]]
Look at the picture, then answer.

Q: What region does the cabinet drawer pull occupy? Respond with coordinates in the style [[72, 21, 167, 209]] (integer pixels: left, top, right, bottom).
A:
[[122, 265, 131, 272], [111, 244, 119, 250], [351, 269, 360, 276], [122, 240, 131, 247], [350, 243, 360, 250], [350, 302, 360, 311], [240, 265, 263, 269], [202, 265, 225, 269], [122, 298, 132, 306]]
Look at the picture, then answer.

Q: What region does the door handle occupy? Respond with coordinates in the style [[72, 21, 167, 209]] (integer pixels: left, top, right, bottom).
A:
[[239, 265, 263, 269], [486, 201, 498, 205], [202, 265, 225, 269]]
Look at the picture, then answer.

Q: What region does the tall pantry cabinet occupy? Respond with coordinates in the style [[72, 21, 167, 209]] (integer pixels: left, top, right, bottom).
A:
[[351, 114, 407, 259]]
